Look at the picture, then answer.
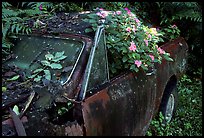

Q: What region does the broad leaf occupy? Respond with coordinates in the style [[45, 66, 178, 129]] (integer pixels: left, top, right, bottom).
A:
[[52, 55, 67, 62], [85, 28, 93, 33], [41, 60, 51, 66], [13, 105, 20, 115], [7, 75, 20, 81], [44, 70, 51, 80], [34, 75, 42, 82], [121, 47, 127, 53], [33, 68, 43, 73], [45, 53, 54, 60], [122, 56, 128, 62], [2, 87, 7, 92], [50, 63, 62, 69], [54, 51, 65, 58], [130, 64, 139, 72], [163, 54, 174, 61], [29, 74, 37, 79]]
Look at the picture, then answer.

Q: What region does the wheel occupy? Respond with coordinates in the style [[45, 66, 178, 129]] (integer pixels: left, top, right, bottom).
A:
[[159, 81, 178, 124]]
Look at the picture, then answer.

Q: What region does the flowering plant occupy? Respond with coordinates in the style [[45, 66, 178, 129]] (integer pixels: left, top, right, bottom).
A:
[[161, 24, 180, 41], [84, 8, 173, 74]]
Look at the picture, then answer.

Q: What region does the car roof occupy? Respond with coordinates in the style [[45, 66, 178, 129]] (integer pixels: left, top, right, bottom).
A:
[[31, 11, 96, 39]]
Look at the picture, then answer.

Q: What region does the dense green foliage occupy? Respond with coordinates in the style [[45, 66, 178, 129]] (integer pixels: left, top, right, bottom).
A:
[[146, 72, 202, 136], [84, 8, 174, 75], [29, 51, 67, 82], [2, 2, 43, 54], [2, 2, 83, 56], [131, 2, 202, 70], [1, 2, 202, 136]]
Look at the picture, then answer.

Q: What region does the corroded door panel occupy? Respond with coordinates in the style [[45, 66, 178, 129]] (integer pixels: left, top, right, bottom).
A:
[[82, 71, 157, 136]]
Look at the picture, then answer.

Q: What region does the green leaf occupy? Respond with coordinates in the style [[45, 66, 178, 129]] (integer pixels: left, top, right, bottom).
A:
[[41, 60, 51, 66], [2, 22, 10, 38], [44, 70, 51, 80], [34, 75, 42, 82], [130, 64, 135, 70], [33, 68, 43, 73], [13, 105, 20, 115], [89, 19, 97, 23], [45, 53, 54, 60], [85, 28, 93, 33], [82, 19, 89, 23], [163, 54, 174, 61], [141, 64, 148, 71], [58, 107, 68, 115], [110, 67, 117, 74], [135, 53, 140, 59], [67, 102, 73, 110], [15, 24, 20, 34], [54, 51, 65, 58], [121, 47, 127, 53], [122, 56, 128, 62], [11, 24, 16, 33], [130, 64, 139, 72], [7, 75, 20, 81], [29, 74, 37, 79], [165, 56, 174, 61], [9, 35, 18, 38], [50, 63, 62, 69], [52, 55, 67, 62], [2, 87, 7, 92]]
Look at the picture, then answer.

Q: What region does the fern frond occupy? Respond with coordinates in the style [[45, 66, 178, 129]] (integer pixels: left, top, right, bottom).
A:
[[173, 10, 202, 22], [43, 2, 54, 10], [2, 2, 12, 8], [2, 9, 18, 19], [21, 2, 45, 10], [2, 37, 13, 49], [2, 16, 23, 22], [17, 9, 43, 16], [2, 22, 11, 38]]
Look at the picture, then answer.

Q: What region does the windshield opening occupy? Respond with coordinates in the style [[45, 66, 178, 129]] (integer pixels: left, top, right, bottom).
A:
[[4, 35, 85, 84]]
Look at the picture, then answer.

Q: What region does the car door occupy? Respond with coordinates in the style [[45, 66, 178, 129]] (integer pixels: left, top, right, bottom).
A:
[[80, 25, 158, 136]]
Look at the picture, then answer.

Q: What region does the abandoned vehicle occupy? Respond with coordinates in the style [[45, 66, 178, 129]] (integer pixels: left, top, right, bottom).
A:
[[2, 11, 188, 136]]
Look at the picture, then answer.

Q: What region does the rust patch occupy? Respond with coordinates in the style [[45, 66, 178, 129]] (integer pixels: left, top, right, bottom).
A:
[[82, 88, 110, 136]]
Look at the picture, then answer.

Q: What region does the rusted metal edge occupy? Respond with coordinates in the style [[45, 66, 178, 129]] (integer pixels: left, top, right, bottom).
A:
[[9, 108, 27, 136]]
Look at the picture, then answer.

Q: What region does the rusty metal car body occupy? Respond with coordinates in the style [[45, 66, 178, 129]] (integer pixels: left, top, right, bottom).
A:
[[2, 12, 188, 136]]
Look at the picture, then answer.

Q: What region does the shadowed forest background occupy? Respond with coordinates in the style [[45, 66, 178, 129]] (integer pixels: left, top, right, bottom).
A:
[[2, 2, 202, 136]]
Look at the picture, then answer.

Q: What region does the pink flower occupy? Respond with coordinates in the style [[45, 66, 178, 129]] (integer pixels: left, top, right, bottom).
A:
[[149, 54, 155, 61], [135, 18, 140, 23], [144, 39, 148, 46], [99, 8, 104, 11], [135, 18, 141, 26], [148, 34, 152, 39], [124, 7, 131, 15], [172, 24, 177, 28], [135, 60, 142, 67], [39, 4, 43, 10], [126, 27, 131, 32], [129, 41, 137, 52], [116, 11, 122, 15], [158, 47, 166, 54], [96, 11, 109, 18], [124, 7, 130, 12]]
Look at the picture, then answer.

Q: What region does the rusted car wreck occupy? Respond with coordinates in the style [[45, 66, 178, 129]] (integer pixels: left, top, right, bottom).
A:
[[2, 12, 188, 136]]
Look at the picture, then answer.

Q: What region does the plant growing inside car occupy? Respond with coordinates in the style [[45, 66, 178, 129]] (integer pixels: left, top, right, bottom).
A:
[[29, 51, 67, 82], [84, 8, 173, 74], [160, 24, 180, 41]]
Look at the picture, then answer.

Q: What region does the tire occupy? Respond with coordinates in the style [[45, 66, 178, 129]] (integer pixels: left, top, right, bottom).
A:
[[159, 81, 178, 125]]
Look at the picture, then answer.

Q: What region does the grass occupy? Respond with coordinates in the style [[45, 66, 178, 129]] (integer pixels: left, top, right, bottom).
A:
[[146, 68, 202, 136]]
